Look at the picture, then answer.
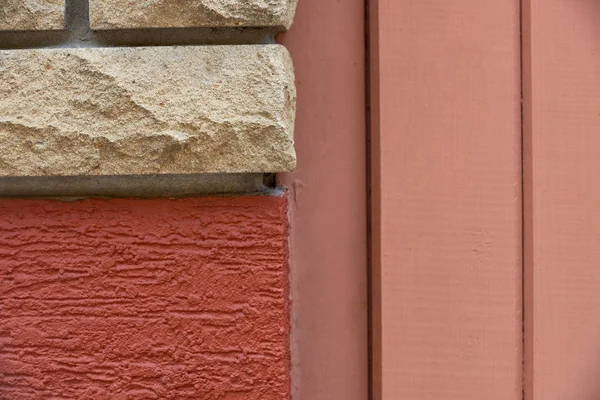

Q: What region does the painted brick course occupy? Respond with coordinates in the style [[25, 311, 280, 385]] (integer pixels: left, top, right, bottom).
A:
[[0, 196, 289, 399]]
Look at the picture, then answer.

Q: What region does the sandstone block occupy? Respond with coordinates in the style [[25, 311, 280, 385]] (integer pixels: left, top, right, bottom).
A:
[[89, 0, 298, 30], [0, 0, 64, 31], [0, 45, 296, 176]]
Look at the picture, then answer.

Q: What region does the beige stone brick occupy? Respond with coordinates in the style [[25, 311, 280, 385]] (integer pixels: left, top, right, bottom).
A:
[[0, 0, 64, 31], [89, 0, 297, 30], [0, 45, 296, 176]]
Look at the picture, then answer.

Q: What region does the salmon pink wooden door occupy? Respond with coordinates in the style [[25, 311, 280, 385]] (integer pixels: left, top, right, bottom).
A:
[[371, 1, 600, 399], [370, 1, 522, 399]]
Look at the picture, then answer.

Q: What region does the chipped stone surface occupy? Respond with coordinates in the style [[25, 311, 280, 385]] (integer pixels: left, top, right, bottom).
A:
[[0, 0, 64, 31], [0, 45, 296, 176], [89, 0, 297, 30]]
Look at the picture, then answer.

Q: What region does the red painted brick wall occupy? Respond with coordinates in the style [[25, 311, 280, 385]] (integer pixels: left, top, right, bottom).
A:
[[0, 196, 289, 399]]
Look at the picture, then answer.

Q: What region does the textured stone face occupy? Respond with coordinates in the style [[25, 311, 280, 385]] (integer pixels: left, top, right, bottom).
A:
[[0, 0, 64, 31], [0, 45, 296, 176], [89, 0, 298, 30]]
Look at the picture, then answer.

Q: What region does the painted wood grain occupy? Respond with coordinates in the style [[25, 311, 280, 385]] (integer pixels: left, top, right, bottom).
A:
[[277, 0, 369, 399], [523, 1, 600, 399], [370, 1, 522, 398]]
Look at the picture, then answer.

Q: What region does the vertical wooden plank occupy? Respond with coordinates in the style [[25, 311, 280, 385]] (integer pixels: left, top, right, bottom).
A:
[[370, 1, 522, 399], [522, 1, 535, 399], [524, 1, 600, 399], [277, 0, 369, 399]]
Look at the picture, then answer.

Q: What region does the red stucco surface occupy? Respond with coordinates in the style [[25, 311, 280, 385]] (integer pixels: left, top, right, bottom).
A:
[[0, 196, 289, 399]]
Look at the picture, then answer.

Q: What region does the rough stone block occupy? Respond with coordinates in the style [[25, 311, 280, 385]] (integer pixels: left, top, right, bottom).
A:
[[89, 0, 298, 30], [0, 45, 296, 176], [0, 0, 64, 31]]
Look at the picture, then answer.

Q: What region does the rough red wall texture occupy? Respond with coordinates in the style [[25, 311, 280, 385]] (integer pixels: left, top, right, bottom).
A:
[[0, 196, 289, 400]]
